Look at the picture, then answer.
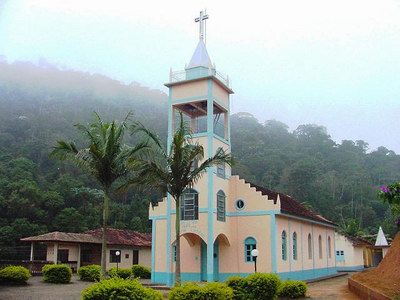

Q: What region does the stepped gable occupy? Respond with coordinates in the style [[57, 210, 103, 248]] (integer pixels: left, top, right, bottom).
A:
[[247, 182, 336, 226], [85, 228, 151, 247], [21, 231, 101, 244]]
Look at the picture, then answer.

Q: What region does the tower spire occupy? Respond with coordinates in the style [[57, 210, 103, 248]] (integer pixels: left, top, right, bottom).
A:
[[195, 10, 209, 42]]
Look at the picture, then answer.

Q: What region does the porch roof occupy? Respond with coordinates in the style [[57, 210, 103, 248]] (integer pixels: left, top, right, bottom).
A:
[[21, 228, 151, 247]]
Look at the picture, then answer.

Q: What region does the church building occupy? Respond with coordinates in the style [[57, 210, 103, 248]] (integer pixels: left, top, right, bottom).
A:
[[149, 11, 337, 286]]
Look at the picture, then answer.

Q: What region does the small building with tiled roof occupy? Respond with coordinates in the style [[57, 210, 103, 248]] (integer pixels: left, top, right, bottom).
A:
[[21, 228, 151, 272]]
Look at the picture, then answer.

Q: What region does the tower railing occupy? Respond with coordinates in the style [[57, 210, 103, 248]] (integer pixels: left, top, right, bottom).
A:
[[169, 67, 231, 89]]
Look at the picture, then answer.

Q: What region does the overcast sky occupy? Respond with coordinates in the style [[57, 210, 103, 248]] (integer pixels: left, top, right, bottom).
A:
[[0, 0, 399, 152]]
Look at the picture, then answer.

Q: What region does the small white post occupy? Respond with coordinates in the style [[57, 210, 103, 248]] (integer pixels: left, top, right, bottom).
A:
[[30, 242, 34, 261], [77, 244, 81, 271]]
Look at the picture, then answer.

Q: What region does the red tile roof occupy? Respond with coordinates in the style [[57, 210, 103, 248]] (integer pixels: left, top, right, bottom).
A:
[[21, 228, 151, 247], [85, 228, 151, 247], [247, 182, 336, 226], [21, 232, 101, 244]]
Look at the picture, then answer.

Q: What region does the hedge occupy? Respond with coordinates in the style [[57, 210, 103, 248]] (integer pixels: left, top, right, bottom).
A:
[[168, 282, 233, 300], [78, 265, 101, 281], [226, 273, 281, 300], [81, 277, 163, 300], [108, 267, 132, 279], [42, 264, 72, 283], [0, 266, 31, 285], [278, 280, 307, 299], [132, 264, 151, 279]]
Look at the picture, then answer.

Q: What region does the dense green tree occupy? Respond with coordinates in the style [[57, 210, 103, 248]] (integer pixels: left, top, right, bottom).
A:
[[51, 113, 148, 277]]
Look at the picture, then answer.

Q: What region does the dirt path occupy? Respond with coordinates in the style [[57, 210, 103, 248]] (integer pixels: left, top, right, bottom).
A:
[[0, 275, 91, 300], [307, 274, 360, 300]]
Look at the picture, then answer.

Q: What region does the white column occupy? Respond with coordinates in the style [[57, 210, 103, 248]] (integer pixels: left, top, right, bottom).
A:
[[54, 243, 58, 264], [30, 242, 34, 261]]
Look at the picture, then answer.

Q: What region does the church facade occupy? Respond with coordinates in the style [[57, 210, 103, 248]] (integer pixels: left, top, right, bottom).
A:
[[149, 12, 337, 286]]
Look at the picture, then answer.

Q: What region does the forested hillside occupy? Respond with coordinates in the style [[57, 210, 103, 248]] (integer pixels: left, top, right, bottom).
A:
[[0, 61, 398, 259]]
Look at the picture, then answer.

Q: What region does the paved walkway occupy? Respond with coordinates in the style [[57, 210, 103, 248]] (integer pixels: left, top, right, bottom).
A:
[[307, 273, 360, 300], [0, 273, 360, 300]]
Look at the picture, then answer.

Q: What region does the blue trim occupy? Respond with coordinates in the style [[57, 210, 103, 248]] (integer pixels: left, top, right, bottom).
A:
[[311, 225, 315, 274], [166, 87, 173, 286], [151, 219, 156, 282], [153, 267, 338, 285], [206, 78, 214, 282], [171, 95, 208, 104], [271, 214, 277, 273], [166, 195, 172, 286], [278, 267, 337, 281], [300, 222, 304, 271], [336, 265, 364, 272], [288, 220, 292, 272], [149, 215, 167, 220], [226, 209, 280, 217], [191, 132, 208, 139]]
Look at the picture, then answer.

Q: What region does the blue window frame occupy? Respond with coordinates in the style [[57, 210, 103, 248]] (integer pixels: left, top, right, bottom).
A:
[[217, 190, 226, 222], [293, 232, 297, 260], [173, 244, 177, 262], [281, 231, 287, 260], [180, 189, 199, 220], [336, 250, 345, 262], [245, 237, 256, 262]]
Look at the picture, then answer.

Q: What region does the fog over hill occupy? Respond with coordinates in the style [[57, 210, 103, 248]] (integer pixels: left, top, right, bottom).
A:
[[0, 61, 399, 259]]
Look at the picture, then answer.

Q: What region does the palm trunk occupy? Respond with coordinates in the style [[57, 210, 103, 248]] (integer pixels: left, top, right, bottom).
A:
[[175, 197, 181, 286], [101, 189, 110, 278]]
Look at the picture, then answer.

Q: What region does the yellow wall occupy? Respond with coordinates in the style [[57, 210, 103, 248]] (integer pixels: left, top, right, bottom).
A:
[[171, 80, 208, 100]]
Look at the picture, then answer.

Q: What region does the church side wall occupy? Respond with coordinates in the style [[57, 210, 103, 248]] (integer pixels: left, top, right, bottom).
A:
[[276, 216, 336, 280]]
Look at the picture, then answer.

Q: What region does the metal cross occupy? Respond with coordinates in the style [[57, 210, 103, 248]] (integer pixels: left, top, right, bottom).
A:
[[195, 10, 209, 41]]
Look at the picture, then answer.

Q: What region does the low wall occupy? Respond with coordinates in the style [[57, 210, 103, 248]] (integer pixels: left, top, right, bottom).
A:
[[348, 278, 391, 300]]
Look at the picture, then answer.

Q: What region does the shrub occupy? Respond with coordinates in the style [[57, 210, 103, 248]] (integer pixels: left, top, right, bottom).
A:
[[42, 264, 72, 283], [246, 273, 281, 300], [108, 267, 132, 279], [81, 277, 163, 300], [278, 280, 307, 299], [168, 282, 233, 300], [0, 266, 31, 285], [227, 273, 281, 300], [132, 264, 151, 279], [226, 276, 248, 300], [78, 265, 101, 281]]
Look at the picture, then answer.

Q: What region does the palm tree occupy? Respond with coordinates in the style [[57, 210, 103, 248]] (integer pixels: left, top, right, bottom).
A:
[[51, 112, 148, 277], [132, 114, 233, 285]]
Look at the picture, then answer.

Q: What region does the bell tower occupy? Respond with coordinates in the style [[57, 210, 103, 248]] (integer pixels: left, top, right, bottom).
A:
[[161, 11, 234, 285]]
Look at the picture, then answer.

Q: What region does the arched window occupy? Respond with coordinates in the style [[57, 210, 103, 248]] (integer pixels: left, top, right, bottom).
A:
[[318, 235, 323, 259], [328, 236, 332, 258], [217, 190, 226, 222], [308, 234, 312, 259], [281, 231, 287, 260], [245, 237, 257, 262], [293, 232, 297, 260], [180, 189, 198, 220]]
